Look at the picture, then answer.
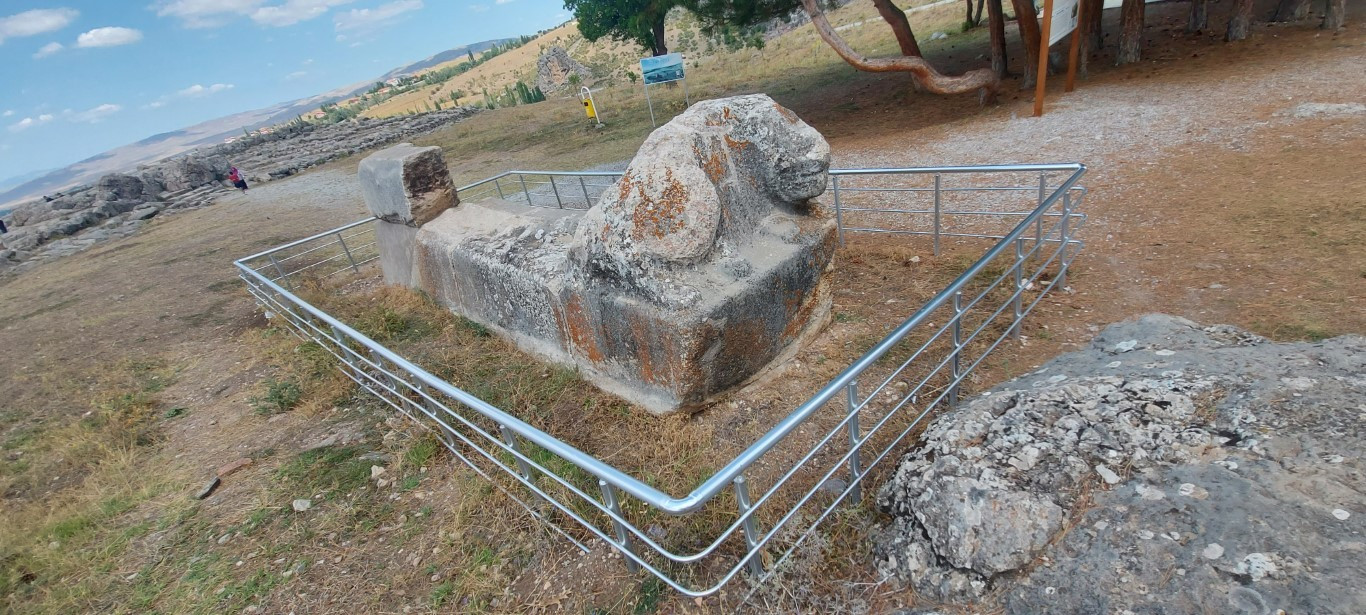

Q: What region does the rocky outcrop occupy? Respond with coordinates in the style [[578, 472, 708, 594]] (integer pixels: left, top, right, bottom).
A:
[[875, 314, 1366, 613], [366, 94, 837, 413], [213, 107, 479, 183], [534, 46, 591, 94], [1, 107, 481, 277]]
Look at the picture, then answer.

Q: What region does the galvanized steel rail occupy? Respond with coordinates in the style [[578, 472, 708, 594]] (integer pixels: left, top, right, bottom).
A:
[[234, 163, 1087, 596]]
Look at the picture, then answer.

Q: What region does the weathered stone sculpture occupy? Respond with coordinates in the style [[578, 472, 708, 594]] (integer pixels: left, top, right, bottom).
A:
[[362, 94, 836, 414]]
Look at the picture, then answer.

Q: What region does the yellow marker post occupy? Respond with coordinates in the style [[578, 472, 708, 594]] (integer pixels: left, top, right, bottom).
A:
[[579, 86, 604, 127]]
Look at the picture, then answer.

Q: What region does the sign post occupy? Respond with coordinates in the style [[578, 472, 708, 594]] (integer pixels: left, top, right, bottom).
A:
[[639, 53, 689, 127], [1033, 0, 1084, 117]]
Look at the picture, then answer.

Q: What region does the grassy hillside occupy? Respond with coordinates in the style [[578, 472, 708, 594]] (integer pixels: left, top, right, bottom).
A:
[[362, 1, 969, 119]]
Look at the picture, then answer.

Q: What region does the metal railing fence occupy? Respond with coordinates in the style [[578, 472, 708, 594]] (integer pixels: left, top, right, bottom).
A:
[[234, 163, 1086, 596]]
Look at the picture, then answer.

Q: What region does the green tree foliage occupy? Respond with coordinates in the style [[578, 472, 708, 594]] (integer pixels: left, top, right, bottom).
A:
[[563, 0, 681, 56]]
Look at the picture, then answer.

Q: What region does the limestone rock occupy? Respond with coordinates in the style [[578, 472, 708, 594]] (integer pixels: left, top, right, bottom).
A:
[[358, 143, 457, 227], [535, 46, 591, 93], [95, 173, 156, 203], [875, 314, 1366, 613]]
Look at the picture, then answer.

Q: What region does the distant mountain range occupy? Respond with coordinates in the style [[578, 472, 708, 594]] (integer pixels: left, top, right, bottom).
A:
[[0, 38, 512, 209]]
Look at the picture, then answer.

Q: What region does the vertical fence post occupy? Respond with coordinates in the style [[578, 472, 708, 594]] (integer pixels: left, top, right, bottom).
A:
[[548, 175, 563, 209], [1011, 238, 1025, 340], [832, 175, 844, 247], [933, 173, 943, 257], [579, 176, 591, 208], [499, 424, 534, 479], [599, 480, 641, 573], [734, 476, 765, 577], [1036, 173, 1046, 249], [846, 380, 862, 505], [1058, 190, 1071, 289], [331, 325, 358, 379], [519, 174, 531, 207], [369, 349, 415, 421], [337, 232, 360, 273], [949, 291, 963, 408], [494, 177, 505, 199], [415, 383, 456, 451], [267, 254, 293, 291]]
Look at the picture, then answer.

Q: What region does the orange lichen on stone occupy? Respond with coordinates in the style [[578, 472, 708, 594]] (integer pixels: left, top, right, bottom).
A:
[[560, 292, 604, 363], [775, 103, 800, 124], [630, 169, 690, 241], [724, 134, 750, 151], [700, 148, 727, 184]]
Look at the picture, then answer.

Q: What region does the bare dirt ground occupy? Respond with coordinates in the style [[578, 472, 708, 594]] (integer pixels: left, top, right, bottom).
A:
[[1, 4, 1363, 614]]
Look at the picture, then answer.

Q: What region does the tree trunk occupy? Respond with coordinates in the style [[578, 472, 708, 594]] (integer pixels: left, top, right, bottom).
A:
[[1226, 0, 1255, 40], [975, 0, 987, 25], [1272, 0, 1310, 21], [1188, 0, 1209, 32], [1078, 0, 1102, 77], [1088, 0, 1104, 48], [871, 0, 923, 56], [988, 0, 1009, 77], [799, 0, 1000, 96], [1117, 0, 1145, 64], [651, 15, 668, 56], [1322, 0, 1346, 28], [1010, 0, 1043, 87]]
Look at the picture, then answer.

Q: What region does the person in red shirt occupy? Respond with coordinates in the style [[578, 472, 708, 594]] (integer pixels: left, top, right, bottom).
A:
[[228, 166, 249, 193]]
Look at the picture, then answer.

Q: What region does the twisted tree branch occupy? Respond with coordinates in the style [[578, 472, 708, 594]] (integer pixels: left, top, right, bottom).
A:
[[800, 0, 1000, 98]]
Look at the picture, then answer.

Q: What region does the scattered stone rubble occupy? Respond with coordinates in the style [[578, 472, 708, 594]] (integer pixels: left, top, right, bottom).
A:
[[875, 314, 1365, 614], [0, 106, 481, 276], [534, 46, 592, 94]]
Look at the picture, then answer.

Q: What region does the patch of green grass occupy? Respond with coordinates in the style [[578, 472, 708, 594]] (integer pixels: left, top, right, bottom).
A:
[[834, 312, 862, 324], [430, 580, 455, 607], [251, 377, 303, 415], [47, 515, 95, 541], [457, 316, 491, 337], [162, 407, 188, 419], [633, 576, 663, 614], [404, 437, 440, 469], [274, 445, 372, 495], [400, 476, 420, 491]]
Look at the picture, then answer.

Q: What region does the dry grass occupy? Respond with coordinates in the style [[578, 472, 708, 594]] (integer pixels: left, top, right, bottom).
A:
[[2, 2, 1363, 612]]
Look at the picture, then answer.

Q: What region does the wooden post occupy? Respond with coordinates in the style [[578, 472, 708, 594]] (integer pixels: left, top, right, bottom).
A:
[[1065, 0, 1085, 92], [1033, 0, 1055, 117]]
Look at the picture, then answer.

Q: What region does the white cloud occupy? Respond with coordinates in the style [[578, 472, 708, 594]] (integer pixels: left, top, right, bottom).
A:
[[152, 0, 264, 29], [1, 110, 13, 117], [153, 0, 355, 28], [144, 100, 167, 109], [302, 58, 314, 65], [252, 0, 355, 27], [0, 8, 79, 45], [177, 83, 235, 97], [76, 27, 144, 48], [495, 0, 514, 4], [67, 103, 122, 123], [33, 41, 64, 58], [285, 70, 308, 80], [335, 0, 423, 33], [468, 4, 489, 13], [7, 114, 55, 133]]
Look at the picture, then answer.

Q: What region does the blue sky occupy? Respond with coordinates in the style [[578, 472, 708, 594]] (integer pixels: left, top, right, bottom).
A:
[[0, 1, 570, 181]]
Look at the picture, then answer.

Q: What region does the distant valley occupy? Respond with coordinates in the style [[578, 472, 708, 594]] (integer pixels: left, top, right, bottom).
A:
[[0, 38, 511, 209]]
